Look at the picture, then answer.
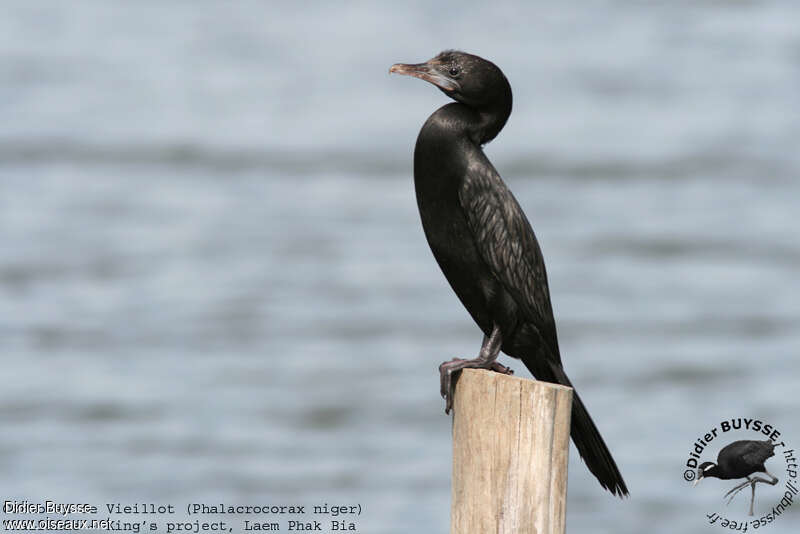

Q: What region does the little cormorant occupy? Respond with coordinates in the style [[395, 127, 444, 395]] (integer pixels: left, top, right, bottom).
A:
[[694, 439, 778, 516], [390, 50, 628, 497]]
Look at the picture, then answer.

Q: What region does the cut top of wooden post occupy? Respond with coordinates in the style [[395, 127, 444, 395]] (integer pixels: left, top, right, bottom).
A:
[[451, 369, 573, 534]]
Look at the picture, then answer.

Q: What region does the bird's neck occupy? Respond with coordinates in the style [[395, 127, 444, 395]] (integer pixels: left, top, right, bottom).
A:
[[705, 465, 723, 479], [422, 97, 511, 148], [472, 85, 512, 144]]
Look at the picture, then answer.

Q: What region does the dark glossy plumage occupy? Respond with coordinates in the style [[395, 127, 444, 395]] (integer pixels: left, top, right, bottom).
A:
[[391, 51, 628, 497], [702, 440, 776, 480], [695, 439, 778, 515]]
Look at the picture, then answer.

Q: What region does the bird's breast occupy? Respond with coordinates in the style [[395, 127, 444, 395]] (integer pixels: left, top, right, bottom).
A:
[[412, 138, 499, 338]]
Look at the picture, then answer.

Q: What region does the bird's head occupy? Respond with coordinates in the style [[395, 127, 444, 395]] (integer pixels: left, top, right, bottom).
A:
[[390, 50, 511, 111], [693, 461, 718, 486]]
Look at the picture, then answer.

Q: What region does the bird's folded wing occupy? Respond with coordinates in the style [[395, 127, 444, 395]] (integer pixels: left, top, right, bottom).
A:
[[458, 159, 560, 355], [741, 441, 775, 466]]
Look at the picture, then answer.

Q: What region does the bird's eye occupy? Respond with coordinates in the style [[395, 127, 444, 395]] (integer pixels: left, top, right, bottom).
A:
[[448, 66, 461, 77]]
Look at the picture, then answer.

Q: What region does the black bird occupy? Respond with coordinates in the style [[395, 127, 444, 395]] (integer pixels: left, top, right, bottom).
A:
[[390, 50, 628, 497], [694, 439, 778, 516]]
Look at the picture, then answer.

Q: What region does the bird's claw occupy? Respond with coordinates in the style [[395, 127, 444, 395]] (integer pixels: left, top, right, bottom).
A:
[[490, 361, 514, 375], [439, 358, 464, 414], [438, 357, 515, 414]]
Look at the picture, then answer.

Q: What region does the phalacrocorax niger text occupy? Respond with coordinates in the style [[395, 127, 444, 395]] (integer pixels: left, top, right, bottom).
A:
[[694, 439, 778, 516], [390, 50, 628, 497]]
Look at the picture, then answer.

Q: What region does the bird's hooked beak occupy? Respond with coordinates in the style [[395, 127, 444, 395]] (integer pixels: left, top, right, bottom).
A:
[[389, 61, 460, 92], [692, 476, 702, 487]]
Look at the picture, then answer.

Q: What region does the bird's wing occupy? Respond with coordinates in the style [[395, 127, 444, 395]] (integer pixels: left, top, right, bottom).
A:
[[720, 440, 775, 470], [741, 440, 776, 466], [458, 158, 560, 356]]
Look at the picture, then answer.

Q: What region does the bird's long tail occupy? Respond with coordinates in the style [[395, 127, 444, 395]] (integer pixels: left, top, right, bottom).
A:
[[524, 357, 629, 497]]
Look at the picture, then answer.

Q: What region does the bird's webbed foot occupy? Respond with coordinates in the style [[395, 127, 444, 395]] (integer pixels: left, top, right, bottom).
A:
[[438, 325, 511, 414], [489, 360, 514, 375]]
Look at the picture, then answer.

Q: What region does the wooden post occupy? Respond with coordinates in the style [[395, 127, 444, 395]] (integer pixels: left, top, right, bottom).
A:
[[451, 369, 573, 534]]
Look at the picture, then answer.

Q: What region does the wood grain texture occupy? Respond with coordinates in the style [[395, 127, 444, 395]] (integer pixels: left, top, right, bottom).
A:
[[451, 369, 573, 534]]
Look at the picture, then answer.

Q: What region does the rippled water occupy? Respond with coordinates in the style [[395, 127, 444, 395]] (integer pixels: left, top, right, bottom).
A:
[[2, 2, 799, 533]]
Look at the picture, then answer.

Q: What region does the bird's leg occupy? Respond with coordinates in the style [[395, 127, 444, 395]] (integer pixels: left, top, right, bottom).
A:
[[438, 324, 512, 414], [743, 472, 778, 516], [750, 469, 778, 515], [759, 469, 779, 486], [724, 471, 779, 511], [724, 477, 753, 505]]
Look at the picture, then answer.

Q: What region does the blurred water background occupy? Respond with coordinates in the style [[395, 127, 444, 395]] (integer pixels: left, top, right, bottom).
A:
[[1, 1, 799, 533]]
